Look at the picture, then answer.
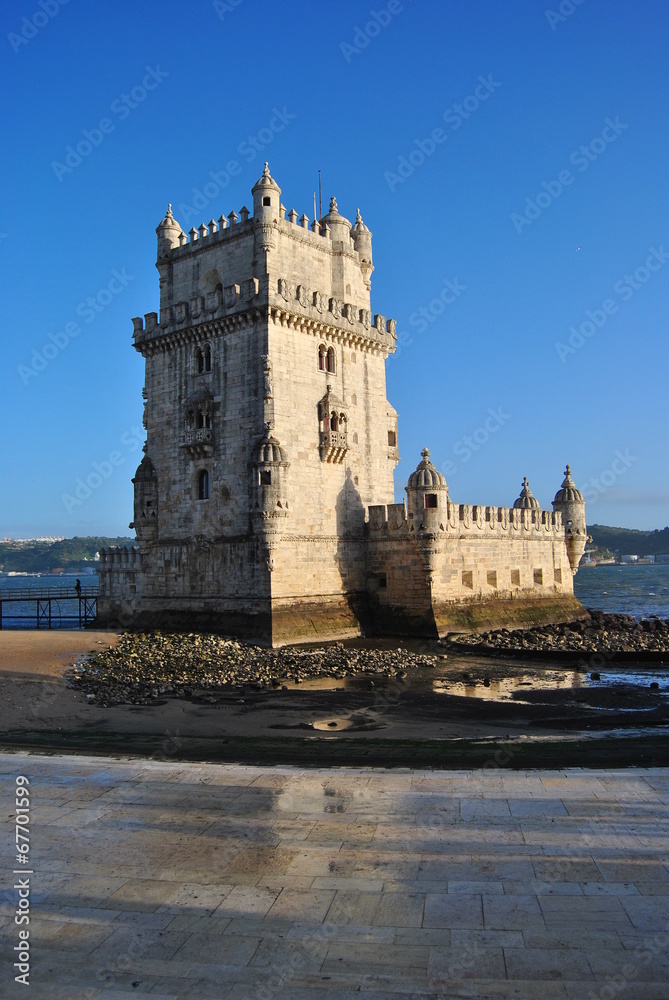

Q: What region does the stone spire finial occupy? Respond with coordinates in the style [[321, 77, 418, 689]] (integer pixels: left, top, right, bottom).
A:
[[421, 447, 430, 460], [513, 476, 541, 510], [329, 196, 338, 213], [262, 161, 270, 177]]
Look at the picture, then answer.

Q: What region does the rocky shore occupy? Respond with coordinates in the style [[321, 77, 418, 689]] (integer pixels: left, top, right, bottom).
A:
[[451, 610, 669, 657], [67, 632, 439, 707]]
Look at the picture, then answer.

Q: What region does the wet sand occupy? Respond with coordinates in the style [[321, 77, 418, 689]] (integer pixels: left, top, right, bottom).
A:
[[1, 630, 668, 767]]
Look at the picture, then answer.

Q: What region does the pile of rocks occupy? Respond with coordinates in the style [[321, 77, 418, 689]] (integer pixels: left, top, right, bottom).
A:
[[453, 611, 669, 655], [67, 632, 437, 707]]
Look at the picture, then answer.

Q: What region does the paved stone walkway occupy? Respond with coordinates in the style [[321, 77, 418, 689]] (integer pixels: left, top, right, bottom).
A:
[[1, 753, 668, 999]]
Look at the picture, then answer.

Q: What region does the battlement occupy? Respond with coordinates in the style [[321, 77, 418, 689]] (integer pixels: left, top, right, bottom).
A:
[[367, 501, 564, 538], [99, 546, 141, 568], [160, 203, 364, 260], [131, 275, 396, 354]]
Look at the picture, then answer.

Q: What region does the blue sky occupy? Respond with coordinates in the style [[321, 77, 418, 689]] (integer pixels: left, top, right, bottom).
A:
[[1, 0, 668, 537]]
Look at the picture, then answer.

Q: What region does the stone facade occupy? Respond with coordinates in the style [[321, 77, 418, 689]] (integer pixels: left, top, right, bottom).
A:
[[98, 165, 588, 644]]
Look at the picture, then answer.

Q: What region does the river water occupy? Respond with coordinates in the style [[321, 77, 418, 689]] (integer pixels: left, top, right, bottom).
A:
[[1, 566, 668, 629]]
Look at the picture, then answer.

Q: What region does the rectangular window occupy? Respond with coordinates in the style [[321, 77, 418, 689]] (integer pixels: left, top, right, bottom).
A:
[[533, 569, 543, 586], [487, 571, 497, 589], [388, 430, 397, 447], [425, 494, 438, 509], [511, 569, 521, 587], [378, 574, 387, 589], [260, 470, 272, 485], [462, 570, 473, 589], [554, 568, 562, 584]]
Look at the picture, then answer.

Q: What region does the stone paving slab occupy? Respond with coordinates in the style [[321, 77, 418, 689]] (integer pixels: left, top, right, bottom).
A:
[[0, 753, 668, 999]]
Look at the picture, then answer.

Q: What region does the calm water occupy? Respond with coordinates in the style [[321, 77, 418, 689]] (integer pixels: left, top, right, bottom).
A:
[[1, 566, 668, 629], [573, 564, 669, 619]]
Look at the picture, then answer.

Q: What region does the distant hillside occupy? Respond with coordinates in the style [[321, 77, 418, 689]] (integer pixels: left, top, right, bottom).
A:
[[588, 524, 669, 557], [0, 536, 134, 573]]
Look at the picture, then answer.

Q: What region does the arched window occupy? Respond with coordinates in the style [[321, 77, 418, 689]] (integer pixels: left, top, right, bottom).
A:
[[326, 347, 336, 373], [330, 412, 339, 432], [198, 470, 210, 500], [318, 344, 326, 371], [195, 403, 211, 429], [195, 344, 212, 374]]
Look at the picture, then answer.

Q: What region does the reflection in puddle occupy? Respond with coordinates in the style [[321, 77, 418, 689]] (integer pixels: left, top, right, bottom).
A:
[[433, 671, 668, 704]]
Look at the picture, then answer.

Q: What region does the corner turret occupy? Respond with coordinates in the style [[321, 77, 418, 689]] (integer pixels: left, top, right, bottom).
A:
[[156, 204, 183, 259], [351, 208, 374, 288], [552, 465, 587, 573], [405, 448, 449, 529], [252, 162, 281, 220], [322, 196, 353, 246]]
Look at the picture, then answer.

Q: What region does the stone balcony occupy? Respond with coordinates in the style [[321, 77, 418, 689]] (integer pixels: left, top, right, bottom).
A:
[[183, 427, 214, 457], [320, 430, 348, 464]]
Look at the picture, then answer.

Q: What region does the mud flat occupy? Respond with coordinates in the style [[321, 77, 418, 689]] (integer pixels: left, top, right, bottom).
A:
[[0, 627, 668, 768]]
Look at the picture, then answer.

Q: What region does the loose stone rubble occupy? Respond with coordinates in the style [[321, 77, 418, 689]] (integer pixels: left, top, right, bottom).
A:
[[453, 610, 669, 655], [66, 632, 437, 707]]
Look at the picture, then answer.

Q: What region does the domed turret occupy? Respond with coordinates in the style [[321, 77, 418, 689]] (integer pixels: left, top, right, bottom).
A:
[[513, 477, 541, 510], [351, 208, 374, 288], [552, 465, 587, 573], [252, 162, 281, 219], [406, 448, 449, 527], [249, 428, 290, 537], [131, 454, 158, 542], [156, 204, 183, 258], [321, 196, 353, 245]]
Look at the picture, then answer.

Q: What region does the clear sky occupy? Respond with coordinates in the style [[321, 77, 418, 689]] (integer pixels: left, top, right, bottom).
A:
[[1, 0, 668, 537]]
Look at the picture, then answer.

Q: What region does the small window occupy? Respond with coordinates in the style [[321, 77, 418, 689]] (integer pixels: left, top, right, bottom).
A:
[[353, 432, 358, 444], [487, 571, 497, 589], [462, 570, 474, 589], [318, 344, 326, 371], [196, 344, 212, 374], [533, 568, 543, 586], [198, 470, 210, 501], [263, 196, 271, 206], [511, 569, 521, 587], [388, 430, 397, 447], [326, 346, 336, 373], [424, 493, 438, 509], [378, 574, 387, 589], [554, 568, 562, 584], [353, 476, 359, 486], [260, 470, 272, 485], [330, 412, 339, 432]]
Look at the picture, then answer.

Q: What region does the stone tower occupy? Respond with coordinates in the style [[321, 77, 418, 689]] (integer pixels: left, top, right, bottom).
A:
[[102, 164, 399, 643], [99, 164, 588, 642]]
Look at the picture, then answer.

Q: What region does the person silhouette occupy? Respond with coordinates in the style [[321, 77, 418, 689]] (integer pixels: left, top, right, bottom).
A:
[[75, 579, 82, 598]]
